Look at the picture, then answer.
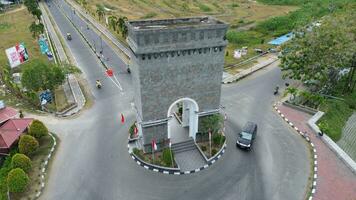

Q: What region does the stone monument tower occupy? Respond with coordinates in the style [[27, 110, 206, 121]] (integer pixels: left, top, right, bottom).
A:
[[126, 17, 228, 152]]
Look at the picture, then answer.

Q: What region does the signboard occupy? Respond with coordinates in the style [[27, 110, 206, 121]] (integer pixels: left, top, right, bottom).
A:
[[5, 43, 29, 68]]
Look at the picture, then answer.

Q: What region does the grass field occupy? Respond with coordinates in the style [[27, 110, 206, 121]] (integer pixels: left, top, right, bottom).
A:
[[84, 0, 296, 25], [0, 7, 49, 68]]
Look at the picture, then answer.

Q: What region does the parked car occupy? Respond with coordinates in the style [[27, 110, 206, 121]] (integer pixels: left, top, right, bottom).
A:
[[236, 122, 257, 150]]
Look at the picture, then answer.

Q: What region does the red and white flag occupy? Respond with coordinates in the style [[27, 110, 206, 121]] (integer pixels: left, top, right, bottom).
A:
[[121, 113, 125, 124], [151, 139, 157, 151], [169, 140, 172, 148]]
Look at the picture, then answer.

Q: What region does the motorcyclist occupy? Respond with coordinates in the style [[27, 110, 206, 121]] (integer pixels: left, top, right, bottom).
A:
[[96, 80, 102, 88], [274, 85, 279, 95]]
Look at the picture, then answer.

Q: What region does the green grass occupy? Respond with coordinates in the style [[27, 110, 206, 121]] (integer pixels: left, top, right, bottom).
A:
[[319, 90, 356, 141], [197, 3, 212, 12], [54, 85, 70, 112], [141, 12, 157, 19]]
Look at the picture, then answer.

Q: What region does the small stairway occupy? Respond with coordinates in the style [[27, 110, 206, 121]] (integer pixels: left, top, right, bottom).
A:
[[171, 138, 197, 153]]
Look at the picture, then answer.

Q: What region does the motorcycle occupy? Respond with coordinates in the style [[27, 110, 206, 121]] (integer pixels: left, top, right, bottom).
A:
[[96, 80, 102, 89], [274, 86, 279, 95]]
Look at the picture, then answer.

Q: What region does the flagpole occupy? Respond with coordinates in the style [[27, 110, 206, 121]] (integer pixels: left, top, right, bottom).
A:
[[152, 139, 154, 164], [209, 129, 212, 157]]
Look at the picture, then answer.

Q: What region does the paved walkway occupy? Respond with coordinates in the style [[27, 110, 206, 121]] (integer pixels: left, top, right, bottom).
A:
[[278, 104, 356, 200], [338, 113, 356, 162], [170, 115, 189, 143], [174, 149, 206, 171]]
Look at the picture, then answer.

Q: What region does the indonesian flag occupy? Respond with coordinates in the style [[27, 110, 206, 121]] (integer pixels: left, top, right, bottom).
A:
[[151, 139, 157, 151], [169, 140, 172, 148], [134, 126, 138, 137], [121, 113, 125, 124]]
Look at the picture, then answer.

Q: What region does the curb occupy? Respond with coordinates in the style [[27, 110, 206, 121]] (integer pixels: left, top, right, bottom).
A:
[[222, 58, 279, 84], [127, 143, 227, 175], [273, 104, 317, 199], [34, 133, 57, 199]]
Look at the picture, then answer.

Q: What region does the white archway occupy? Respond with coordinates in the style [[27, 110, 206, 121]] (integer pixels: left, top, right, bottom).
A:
[[167, 97, 199, 142]]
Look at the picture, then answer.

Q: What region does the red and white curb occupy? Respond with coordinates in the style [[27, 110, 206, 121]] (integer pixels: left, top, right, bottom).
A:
[[273, 104, 317, 200], [35, 133, 57, 199]]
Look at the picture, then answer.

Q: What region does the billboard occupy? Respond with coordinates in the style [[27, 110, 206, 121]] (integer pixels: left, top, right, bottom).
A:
[[5, 43, 29, 68]]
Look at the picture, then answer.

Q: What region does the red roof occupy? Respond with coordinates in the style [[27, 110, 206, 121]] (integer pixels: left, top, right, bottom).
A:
[[0, 107, 18, 124], [0, 118, 33, 149]]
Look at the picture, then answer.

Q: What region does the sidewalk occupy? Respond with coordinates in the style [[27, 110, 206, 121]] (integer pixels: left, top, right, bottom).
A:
[[64, 0, 130, 64], [277, 104, 356, 200], [223, 54, 279, 83], [40, 2, 85, 117]]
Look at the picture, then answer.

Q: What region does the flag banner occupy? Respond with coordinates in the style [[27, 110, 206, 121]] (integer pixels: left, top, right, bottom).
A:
[[134, 126, 138, 136]]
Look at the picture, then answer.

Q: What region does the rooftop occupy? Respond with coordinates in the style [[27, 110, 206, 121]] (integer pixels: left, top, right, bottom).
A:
[[128, 16, 225, 30]]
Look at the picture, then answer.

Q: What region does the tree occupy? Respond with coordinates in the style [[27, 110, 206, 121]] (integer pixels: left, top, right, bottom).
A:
[[7, 168, 29, 193], [280, 10, 356, 93], [28, 120, 48, 139], [96, 4, 105, 21], [108, 16, 117, 31], [29, 22, 44, 38], [117, 16, 127, 33], [21, 61, 65, 92], [11, 154, 32, 173], [198, 114, 223, 134], [24, 0, 37, 14], [18, 135, 39, 156], [31, 8, 42, 20]]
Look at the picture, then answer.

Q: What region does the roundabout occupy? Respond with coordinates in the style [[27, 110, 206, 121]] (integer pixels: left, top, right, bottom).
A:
[[40, 1, 311, 199]]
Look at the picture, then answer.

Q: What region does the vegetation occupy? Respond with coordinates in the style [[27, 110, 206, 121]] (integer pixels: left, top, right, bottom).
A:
[[280, 9, 356, 93], [213, 134, 225, 146], [21, 60, 65, 92], [11, 154, 32, 173], [24, 0, 44, 38], [96, 4, 105, 21], [28, 120, 48, 139], [6, 168, 29, 193], [162, 148, 174, 167], [0, 149, 18, 200], [18, 135, 39, 156], [198, 114, 223, 134]]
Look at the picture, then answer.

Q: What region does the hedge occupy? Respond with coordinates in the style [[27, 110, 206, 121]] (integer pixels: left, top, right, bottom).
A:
[[11, 154, 32, 173], [18, 135, 39, 156], [7, 168, 29, 193], [28, 119, 48, 139]]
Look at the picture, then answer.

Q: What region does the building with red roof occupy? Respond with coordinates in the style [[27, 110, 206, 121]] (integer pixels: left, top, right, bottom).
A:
[[0, 106, 18, 125], [0, 118, 33, 154]]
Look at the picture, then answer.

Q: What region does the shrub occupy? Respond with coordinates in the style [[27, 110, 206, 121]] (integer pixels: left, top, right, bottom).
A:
[[201, 145, 207, 151], [198, 3, 212, 12], [18, 135, 39, 156], [129, 122, 137, 138], [28, 120, 48, 139], [162, 148, 174, 167], [7, 168, 29, 193], [133, 148, 144, 160], [11, 154, 32, 173], [211, 148, 218, 156], [213, 134, 225, 146]]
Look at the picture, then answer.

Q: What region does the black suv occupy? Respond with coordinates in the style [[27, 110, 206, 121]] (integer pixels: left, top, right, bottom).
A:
[[236, 122, 257, 150]]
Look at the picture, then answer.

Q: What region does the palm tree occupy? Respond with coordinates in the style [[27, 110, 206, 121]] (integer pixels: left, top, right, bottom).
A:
[[96, 5, 105, 21], [117, 16, 128, 33], [108, 16, 118, 31], [29, 22, 44, 38]]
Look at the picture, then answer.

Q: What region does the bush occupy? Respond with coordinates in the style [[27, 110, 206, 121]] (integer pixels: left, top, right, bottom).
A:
[[7, 168, 29, 193], [201, 145, 207, 151], [213, 134, 225, 146], [211, 149, 218, 156], [162, 148, 174, 167], [129, 122, 137, 138], [18, 135, 39, 156], [11, 154, 32, 173], [28, 120, 48, 139]]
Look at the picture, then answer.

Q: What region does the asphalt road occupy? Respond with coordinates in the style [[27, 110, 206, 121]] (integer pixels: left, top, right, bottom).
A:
[[41, 0, 310, 199]]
